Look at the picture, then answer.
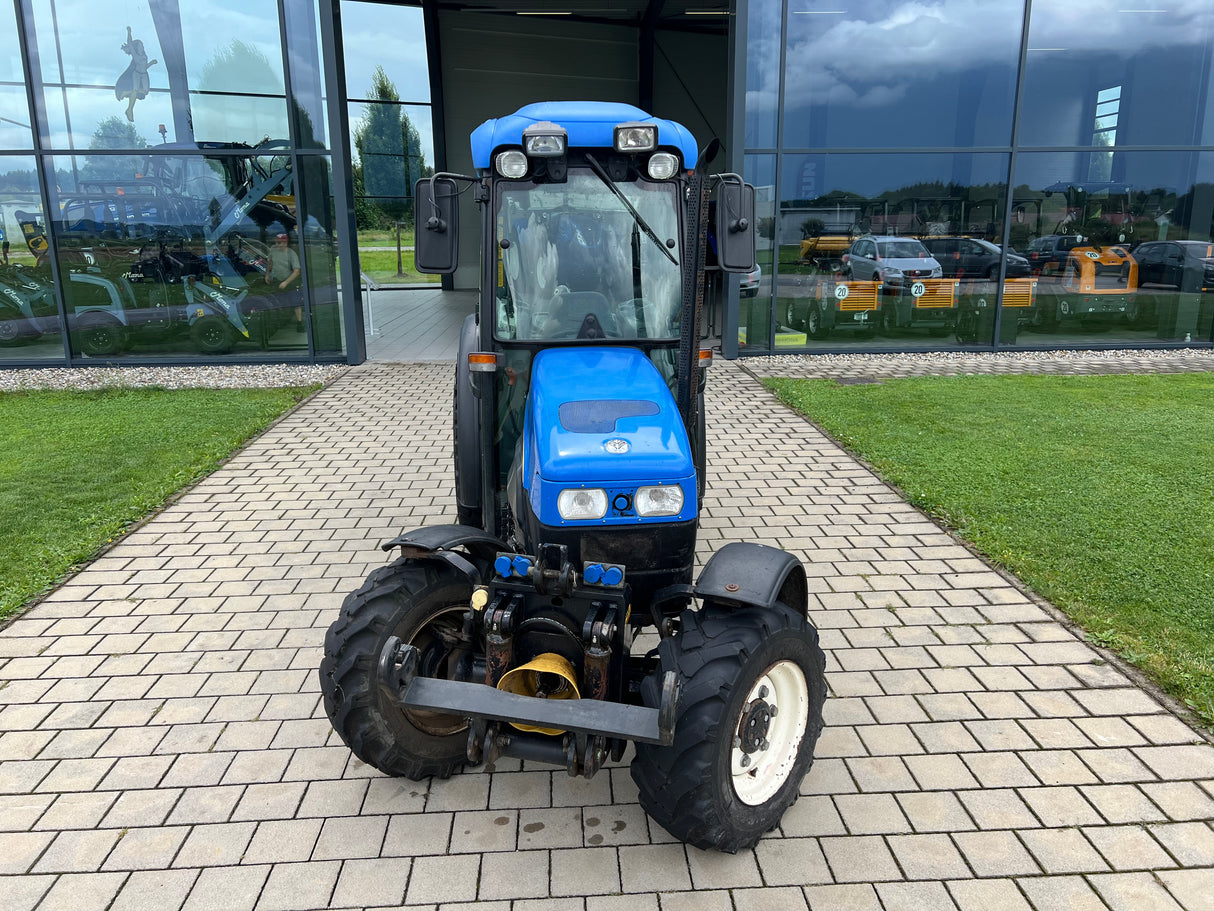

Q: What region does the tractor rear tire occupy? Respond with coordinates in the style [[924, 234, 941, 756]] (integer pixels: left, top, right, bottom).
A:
[[319, 557, 472, 780], [631, 603, 826, 853]]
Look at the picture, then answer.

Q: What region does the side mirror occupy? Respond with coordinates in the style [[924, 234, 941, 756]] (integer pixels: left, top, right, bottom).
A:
[[715, 180, 756, 273], [413, 177, 459, 274]]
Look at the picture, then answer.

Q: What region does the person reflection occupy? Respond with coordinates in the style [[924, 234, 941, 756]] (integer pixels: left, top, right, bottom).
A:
[[266, 232, 303, 332], [115, 26, 158, 122]]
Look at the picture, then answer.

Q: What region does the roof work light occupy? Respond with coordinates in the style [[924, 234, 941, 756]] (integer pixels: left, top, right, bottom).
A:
[[522, 121, 567, 156], [614, 123, 657, 153]]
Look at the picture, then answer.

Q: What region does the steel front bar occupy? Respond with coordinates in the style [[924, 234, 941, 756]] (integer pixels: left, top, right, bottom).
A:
[[380, 637, 679, 746]]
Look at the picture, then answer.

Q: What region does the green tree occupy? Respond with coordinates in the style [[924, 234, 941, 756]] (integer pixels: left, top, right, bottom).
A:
[[199, 40, 282, 96], [353, 66, 431, 230], [81, 116, 148, 183], [800, 217, 825, 239], [197, 40, 284, 143]]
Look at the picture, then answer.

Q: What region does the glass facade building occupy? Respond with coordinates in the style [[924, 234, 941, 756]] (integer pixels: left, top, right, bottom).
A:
[[2, 0, 1212, 365], [741, 0, 1214, 353]]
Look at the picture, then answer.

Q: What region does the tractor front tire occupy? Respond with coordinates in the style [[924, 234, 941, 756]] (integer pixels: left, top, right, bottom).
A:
[[319, 557, 472, 780], [631, 604, 826, 853]]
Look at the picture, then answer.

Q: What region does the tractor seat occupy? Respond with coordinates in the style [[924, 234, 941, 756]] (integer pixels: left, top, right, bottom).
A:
[[543, 290, 611, 338]]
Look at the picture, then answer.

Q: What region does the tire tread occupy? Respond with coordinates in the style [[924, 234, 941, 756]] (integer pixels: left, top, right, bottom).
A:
[[631, 604, 826, 852]]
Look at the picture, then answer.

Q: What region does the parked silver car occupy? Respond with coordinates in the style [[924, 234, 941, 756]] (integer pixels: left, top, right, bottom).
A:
[[844, 235, 942, 293]]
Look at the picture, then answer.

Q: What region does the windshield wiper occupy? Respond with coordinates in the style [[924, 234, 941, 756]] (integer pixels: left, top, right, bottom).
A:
[[585, 153, 677, 266]]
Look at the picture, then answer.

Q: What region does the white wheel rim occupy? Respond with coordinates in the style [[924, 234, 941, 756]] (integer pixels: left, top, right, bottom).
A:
[[730, 659, 809, 806]]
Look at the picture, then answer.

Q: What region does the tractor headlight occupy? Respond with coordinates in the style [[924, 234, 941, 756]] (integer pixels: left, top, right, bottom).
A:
[[614, 123, 657, 153], [635, 485, 684, 517], [495, 150, 528, 179], [647, 152, 678, 180], [558, 488, 608, 521], [522, 121, 567, 157]]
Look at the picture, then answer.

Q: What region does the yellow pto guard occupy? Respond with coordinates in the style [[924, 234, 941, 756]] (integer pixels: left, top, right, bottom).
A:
[[497, 653, 581, 735]]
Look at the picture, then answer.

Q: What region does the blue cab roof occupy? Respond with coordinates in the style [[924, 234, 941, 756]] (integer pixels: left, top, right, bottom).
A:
[[470, 101, 698, 171]]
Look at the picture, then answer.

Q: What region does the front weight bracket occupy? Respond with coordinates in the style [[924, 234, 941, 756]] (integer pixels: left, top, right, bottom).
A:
[[377, 636, 420, 698]]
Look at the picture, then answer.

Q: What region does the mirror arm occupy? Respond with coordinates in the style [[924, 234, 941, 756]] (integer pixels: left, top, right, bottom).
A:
[[425, 172, 477, 233], [711, 173, 749, 233]]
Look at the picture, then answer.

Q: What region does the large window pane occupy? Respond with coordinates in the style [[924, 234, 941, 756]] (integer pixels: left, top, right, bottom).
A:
[[781, 0, 1023, 150], [1021, 2, 1214, 148], [740, 154, 776, 351], [0, 1, 33, 151], [30, 0, 288, 149], [0, 156, 63, 361], [0, 86, 35, 152], [296, 156, 344, 355], [1013, 151, 1214, 344], [348, 101, 435, 286], [776, 152, 1012, 349], [342, 2, 430, 105], [348, 101, 433, 203], [47, 152, 307, 359], [284, 1, 330, 149], [745, 0, 782, 149]]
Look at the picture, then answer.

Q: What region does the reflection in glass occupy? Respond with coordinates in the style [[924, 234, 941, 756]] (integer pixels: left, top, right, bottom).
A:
[[30, 0, 288, 149], [740, 155, 775, 351], [774, 152, 1010, 348], [781, 0, 1022, 150], [744, 0, 782, 149], [295, 157, 343, 355], [284, 0, 329, 148], [341, 2, 431, 105], [47, 151, 308, 358], [0, 86, 35, 151], [0, 0, 33, 151], [0, 157, 62, 361], [1021, 2, 1214, 147], [1013, 151, 1214, 344]]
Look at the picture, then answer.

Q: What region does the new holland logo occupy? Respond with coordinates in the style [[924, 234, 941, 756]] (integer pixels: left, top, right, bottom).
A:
[[604, 439, 630, 454]]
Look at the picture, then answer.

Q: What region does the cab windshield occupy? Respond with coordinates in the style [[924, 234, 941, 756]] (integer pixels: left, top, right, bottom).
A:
[[494, 170, 682, 341]]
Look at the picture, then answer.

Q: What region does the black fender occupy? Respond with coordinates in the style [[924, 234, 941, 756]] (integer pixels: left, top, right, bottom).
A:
[[381, 524, 511, 585], [693, 542, 808, 615], [454, 313, 483, 526]]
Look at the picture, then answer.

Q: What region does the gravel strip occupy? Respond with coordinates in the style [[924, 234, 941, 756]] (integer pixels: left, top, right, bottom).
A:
[[0, 363, 348, 392], [746, 346, 1214, 378]]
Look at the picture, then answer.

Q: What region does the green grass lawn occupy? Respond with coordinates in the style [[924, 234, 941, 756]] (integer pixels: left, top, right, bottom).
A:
[[0, 386, 316, 622], [765, 372, 1214, 723], [356, 227, 417, 247], [357, 249, 441, 285]]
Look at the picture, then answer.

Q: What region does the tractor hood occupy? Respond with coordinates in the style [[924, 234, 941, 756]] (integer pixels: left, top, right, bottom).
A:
[[525, 346, 693, 484]]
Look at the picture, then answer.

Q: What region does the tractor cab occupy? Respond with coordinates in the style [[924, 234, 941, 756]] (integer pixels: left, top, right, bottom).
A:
[[415, 103, 754, 557]]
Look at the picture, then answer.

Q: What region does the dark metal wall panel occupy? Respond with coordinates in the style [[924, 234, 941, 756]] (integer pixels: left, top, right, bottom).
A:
[[436, 10, 640, 289]]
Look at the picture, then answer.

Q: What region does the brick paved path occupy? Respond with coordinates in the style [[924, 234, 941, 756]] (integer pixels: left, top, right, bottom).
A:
[[2, 360, 1213, 911]]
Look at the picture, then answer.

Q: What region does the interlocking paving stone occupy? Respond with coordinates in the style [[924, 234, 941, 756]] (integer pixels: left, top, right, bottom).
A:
[[3, 359, 1214, 909]]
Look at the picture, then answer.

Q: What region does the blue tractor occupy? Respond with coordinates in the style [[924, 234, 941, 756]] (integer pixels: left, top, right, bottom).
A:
[[319, 103, 826, 851]]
